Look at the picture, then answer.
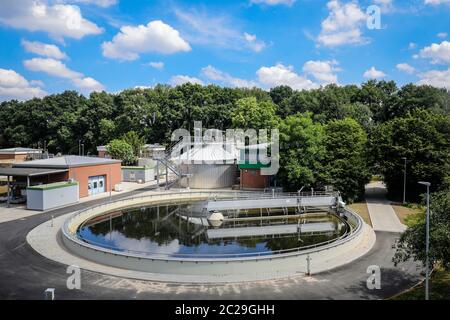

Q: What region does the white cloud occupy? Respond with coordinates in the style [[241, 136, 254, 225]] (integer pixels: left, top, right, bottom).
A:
[[419, 41, 450, 64], [170, 75, 204, 86], [317, 0, 368, 47], [23, 57, 104, 92], [256, 63, 318, 90], [0, 68, 47, 101], [24, 57, 81, 79], [68, 0, 117, 8], [417, 67, 450, 88], [303, 60, 339, 84], [175, 9, 266, 53], [363, 67, 386, 78], [72, 77, 104, 92], [396, 63, 416, 74], [105, 230, 181, 255], [250, 0, 296, 6], [373, 0, 394, 12], [409, 42, 417, 49], [146, 61, 165, 70], [424, 0, 450, 5], [102, 20, 191, 61], [201, 65, 256, 87], [0, 0, 103, 40], [21, 40, 67, 60], [30, 79, 45, 87], [134, 85, 153, 90], [244, 33, 267, 52], [437, 32, 448, 39]]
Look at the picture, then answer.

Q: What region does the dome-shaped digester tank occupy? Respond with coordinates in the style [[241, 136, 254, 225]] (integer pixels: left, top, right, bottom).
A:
[[171, 142, 238, 189]]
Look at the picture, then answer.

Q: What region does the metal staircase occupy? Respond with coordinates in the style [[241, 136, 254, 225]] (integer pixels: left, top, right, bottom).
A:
[[154, 138, 190, 189]]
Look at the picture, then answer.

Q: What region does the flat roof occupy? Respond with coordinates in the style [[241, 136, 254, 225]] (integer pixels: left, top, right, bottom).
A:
[[13, 155, 121, 169], [28, 181, 78, 190], [0, 147, 42, 154], [0, 167, 68, 177], [97, 144, 166, 152]]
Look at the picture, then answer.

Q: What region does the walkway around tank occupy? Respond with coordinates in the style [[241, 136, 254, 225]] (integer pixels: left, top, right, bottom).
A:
[[366, 181, 406, 233]]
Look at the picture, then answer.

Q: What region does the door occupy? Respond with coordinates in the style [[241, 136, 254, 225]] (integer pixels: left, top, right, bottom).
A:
[[88, 175, 106, 196], [98, 176, 105, 193]]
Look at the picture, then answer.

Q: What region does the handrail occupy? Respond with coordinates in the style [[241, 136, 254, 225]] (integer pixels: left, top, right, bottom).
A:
[[62, 191, 363, 262], [75, 228, 351, 259]]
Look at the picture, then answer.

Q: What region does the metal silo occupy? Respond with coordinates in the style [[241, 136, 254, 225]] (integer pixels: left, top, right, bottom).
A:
[[171, 142, 237, 189]]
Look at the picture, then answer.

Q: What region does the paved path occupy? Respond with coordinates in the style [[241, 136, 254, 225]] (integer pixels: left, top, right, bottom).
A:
[[0, 183, 422, 299], [366, 182, 406, 233]]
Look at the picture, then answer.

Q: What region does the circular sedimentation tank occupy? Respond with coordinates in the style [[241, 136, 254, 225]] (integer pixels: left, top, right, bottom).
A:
[[76, 203, 349, 258], [61, 192, 367, 282]]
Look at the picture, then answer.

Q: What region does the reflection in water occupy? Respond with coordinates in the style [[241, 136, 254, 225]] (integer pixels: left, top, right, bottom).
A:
[[77, 203, 349, 257]]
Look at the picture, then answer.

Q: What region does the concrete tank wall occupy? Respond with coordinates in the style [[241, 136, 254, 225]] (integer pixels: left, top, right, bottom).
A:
[[178, 164, 236, 189]]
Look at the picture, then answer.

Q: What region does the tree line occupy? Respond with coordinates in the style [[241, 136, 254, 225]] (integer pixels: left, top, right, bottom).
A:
[[0, 80, 448, 202]]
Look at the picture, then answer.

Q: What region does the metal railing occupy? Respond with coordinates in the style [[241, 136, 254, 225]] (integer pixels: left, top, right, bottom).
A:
[[74, 227, 351, 259], [62, 191, 363, 261]]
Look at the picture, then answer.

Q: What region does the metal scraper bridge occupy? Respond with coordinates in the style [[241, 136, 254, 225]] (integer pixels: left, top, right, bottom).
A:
[[204, 191, 341, 213]]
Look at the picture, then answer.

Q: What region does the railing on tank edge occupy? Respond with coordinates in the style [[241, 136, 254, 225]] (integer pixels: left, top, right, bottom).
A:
[[62, 191, 363, 261]]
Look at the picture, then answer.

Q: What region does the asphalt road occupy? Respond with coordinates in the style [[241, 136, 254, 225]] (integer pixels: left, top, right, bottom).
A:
[[0, 186, 423, 300]]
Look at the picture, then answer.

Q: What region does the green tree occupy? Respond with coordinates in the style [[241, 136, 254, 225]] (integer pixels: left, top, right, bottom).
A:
[[99, 119, 117, 144], [269, 86, 294, 117], [369, 109, 450, 201], [231, 97, 280, 130], [357, 80, 398, 122], [106, 139, 135, 165], [278, 112, 326, 191], [122, 131, 145, 157], [394, 190, 450, 270], [324, 118, 371, 202], [338, 102, 373, 132], [386, 84, 450, 120]]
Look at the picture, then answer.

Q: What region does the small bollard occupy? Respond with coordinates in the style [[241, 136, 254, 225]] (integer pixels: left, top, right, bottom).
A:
[[306, 254, 311, 276], [51, 215, 54, 227], [44, 288, 55, 300]]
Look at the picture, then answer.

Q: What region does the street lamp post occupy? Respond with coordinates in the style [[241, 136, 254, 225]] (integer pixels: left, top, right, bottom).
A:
[[109, 166, 112, 202], [418, 181, 431, 300], [402, 157, 407, 204]]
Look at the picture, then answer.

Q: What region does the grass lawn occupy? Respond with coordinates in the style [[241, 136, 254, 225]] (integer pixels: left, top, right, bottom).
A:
[[347, 202, 372, 226], [391, 204, 422, 226], [390, 267, 450, 300]]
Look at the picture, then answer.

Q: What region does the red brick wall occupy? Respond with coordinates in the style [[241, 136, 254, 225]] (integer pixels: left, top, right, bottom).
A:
[[68, 163, 121, 198], [240, 169, 269, 189], [98, 151, 108, 158], [0, 154, 28, 161]]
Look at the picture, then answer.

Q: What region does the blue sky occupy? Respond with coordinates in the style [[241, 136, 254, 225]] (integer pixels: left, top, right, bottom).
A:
[[0, 0, 449, 101]]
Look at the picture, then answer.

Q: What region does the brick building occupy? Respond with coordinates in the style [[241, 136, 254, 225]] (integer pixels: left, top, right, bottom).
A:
[[13, 156, 122, 198]]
